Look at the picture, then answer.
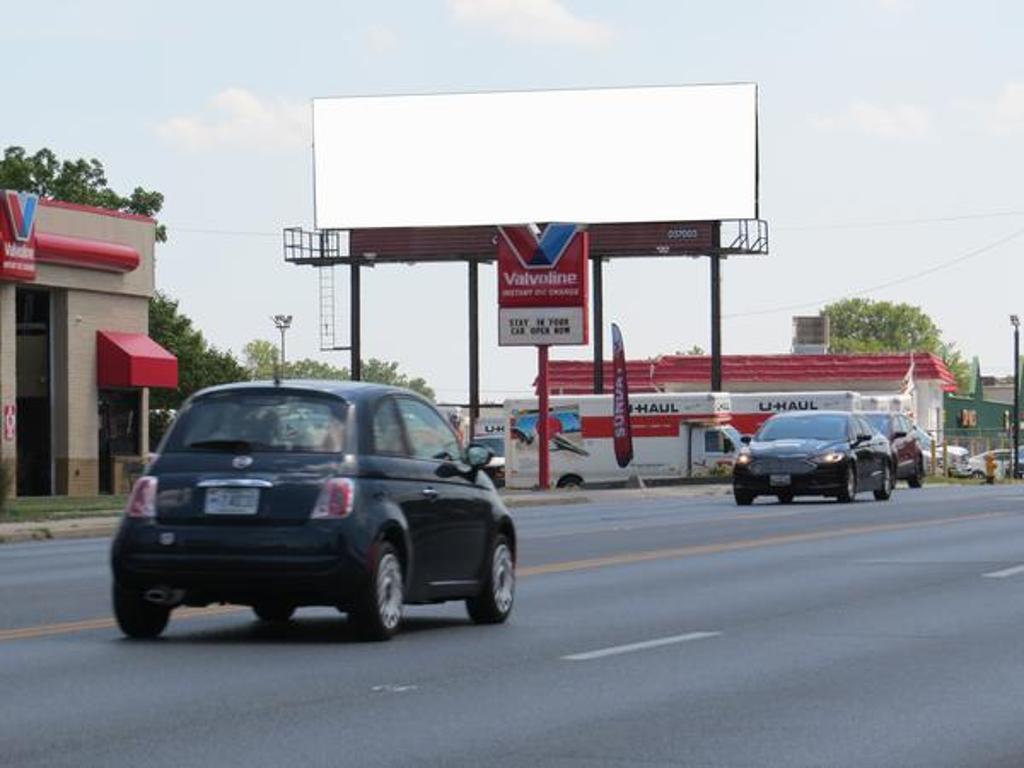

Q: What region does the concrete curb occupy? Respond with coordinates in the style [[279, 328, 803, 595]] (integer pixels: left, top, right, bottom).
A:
[[0, 517, 120, 544]]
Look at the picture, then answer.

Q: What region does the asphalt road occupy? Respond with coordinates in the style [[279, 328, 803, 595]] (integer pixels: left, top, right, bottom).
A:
[[4, 484, 1024, 767]]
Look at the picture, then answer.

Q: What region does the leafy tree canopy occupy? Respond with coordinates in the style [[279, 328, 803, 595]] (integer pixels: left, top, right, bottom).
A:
[[822, 298, 970, 391], [149, 292, 249, 446], [242, 339, 435, 400], [0, 146, 166, 241]]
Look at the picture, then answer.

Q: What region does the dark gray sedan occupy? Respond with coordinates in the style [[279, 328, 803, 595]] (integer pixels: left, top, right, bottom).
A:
[[111, 381, 516, 641]]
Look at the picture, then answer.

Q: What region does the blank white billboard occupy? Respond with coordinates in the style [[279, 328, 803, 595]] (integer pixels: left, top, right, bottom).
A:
[[313, 84, 758, 230]]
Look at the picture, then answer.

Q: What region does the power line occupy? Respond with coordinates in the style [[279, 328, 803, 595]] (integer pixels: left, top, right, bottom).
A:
[[165, 208, 1024, 239], [725, 225, 1024, 320], [775, 209, 1024, 232]]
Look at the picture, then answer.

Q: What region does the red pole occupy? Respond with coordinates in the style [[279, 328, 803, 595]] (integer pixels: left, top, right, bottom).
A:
[[537, 344, 550, 490]]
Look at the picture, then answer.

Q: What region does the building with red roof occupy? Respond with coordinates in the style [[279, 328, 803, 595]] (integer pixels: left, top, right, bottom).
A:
[[544, 352, 956, 432]]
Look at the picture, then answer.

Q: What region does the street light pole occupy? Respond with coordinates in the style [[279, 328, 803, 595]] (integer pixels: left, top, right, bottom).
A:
[[272, 314, 293, 383], [1013, 315, 1020, 479]]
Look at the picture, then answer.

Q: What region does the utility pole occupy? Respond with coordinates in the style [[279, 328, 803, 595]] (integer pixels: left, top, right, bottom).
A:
[[1012, 314, 1020, 479]]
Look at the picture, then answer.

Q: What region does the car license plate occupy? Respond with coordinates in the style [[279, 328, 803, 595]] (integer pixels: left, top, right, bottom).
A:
[[769, 474, 791, 487], [204, 487, 260, 515]]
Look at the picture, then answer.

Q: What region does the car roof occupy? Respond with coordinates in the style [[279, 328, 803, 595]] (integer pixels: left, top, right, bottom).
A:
[[190, 379, 425, 405]]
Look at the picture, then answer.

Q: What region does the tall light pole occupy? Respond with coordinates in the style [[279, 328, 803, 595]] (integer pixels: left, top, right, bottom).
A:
[[1012, 314, 1020, 479], [272, 314, 293, 382]]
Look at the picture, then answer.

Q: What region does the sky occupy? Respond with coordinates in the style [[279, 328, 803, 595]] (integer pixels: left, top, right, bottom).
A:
[[6, 0, 1024, 402]]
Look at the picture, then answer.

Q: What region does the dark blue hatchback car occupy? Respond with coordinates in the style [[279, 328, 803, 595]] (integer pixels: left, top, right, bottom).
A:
[[111, 381, 516, 641]]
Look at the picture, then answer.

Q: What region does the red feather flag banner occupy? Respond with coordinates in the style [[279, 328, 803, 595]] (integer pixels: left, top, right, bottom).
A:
[[611, 323, 634, 468]]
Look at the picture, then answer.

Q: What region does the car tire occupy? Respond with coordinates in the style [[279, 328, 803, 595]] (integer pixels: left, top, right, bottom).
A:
[[971, 470, 986, 480], [734, 489, 754, 506], [908, 458, 924, 489], [874, 462, 894, 501], [556, 474, 583, 489], [777, 492, 794, 504], [253, 603, 295, 624], [837, 465, 857, 503], [113, 583, 170, 640], [350, 542, 404, 642], [466, 534, 515, 625]]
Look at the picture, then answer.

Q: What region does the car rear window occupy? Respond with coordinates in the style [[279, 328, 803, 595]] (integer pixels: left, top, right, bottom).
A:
[[163, 391, 348, 454]]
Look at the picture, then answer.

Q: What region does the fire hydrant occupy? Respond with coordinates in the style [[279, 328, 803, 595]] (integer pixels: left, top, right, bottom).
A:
[[985, 451, 998, 484]]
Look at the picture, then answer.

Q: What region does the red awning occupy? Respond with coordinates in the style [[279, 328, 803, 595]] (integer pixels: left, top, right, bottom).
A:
[[97, 331, 178, 389]]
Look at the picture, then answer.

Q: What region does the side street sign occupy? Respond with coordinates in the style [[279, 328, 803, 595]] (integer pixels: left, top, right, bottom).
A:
[[497, 223, 589, 346]]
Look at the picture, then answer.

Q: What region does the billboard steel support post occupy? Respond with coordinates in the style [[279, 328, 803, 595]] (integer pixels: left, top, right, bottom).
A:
[[710, 222, 723, 391], [592, 256, 604, 394], [468, 259, 480, 437], [538, 345, 551, 490], [351, 261, 362, 380]]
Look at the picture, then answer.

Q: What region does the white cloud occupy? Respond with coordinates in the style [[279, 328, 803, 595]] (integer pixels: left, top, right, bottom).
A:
[[976, 82, 1024, 136], [156, 88, 309, 152], [812, 100, 931, 139], [364, 23, 399, 55], [446, 0, 613, 47]]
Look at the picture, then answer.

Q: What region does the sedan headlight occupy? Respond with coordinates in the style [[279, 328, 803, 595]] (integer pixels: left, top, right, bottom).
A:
[[735, 452, 753, 466], [813, 451, 845, 464]]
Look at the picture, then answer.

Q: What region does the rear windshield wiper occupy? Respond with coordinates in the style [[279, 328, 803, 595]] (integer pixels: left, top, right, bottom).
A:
[[186, 439, 254, 453]]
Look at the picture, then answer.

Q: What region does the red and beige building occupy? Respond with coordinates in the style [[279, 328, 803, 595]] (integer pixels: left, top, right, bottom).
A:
[[0, 191, 177, 496]]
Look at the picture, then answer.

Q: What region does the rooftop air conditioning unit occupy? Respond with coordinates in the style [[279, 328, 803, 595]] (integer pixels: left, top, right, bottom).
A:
[[792, 315, 830, 355]]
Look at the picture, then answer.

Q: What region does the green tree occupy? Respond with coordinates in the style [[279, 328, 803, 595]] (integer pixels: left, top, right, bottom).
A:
[[149, 292, 248, 446], [242, 340, 348, 381], [0, 146, 166, 241], [242, 338, 436, 399], [822, 298, 971, 392], [823, 298, 942, 354]]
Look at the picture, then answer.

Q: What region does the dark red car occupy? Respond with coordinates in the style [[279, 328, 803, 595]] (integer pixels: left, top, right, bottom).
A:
[[860, 411, 925, 488]]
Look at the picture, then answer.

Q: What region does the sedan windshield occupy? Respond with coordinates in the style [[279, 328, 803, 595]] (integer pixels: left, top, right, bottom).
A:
[[861, 413, 890, 435], [757, 414, 849, 442], [163, 391, 348, 453]]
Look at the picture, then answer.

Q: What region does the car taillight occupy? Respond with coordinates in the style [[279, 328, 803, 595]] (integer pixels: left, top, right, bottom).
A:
[[311, 478, 355, 519], [126, 476, 158, 519]]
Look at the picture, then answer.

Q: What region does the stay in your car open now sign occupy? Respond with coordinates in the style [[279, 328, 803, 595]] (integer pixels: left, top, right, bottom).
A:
[[496, 223, 589, 346]]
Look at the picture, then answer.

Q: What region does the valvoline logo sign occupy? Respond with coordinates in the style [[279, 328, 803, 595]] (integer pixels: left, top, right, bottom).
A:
[[497, 223, 588, 309], [0, 190, 39, 282]]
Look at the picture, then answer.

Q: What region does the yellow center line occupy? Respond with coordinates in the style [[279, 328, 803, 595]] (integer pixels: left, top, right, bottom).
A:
[[519, 511, 1010, 577], [0, 606, 243, 642], [1, 510, 1011, 642]]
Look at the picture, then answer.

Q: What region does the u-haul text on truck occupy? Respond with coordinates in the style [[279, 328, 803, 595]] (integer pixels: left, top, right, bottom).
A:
[[504, 393, 736, 489], [728, 391, 861, 435]]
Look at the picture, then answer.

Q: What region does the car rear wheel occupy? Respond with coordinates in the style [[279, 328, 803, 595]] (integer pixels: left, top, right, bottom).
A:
[[837, 465, 857, 503], [467, 534, 515, 625], [874, 462, 894, 501], [734, 489, 754, 506], [113, 583, 170, 639], [907, 458, 924, 488], [556, 474, 583, 489], [253, 603, 295, 624], [350, 542, 403, 642]]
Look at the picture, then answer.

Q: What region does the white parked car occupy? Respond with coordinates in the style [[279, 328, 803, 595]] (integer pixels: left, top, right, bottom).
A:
[[966, 449, 1023, 479]]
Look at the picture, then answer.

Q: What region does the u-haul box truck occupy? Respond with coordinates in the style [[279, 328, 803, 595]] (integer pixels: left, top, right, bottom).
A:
[[503, 393, 735, 489], [859, 393, 912, 414], [728, 391, 861, 436]]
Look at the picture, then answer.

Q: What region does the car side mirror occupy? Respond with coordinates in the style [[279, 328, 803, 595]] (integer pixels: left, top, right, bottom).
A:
[[740, 435, 752, 445], [854, 433, 872, 445], [464, 443, 494, 470], [891, 430, 907, 440]]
